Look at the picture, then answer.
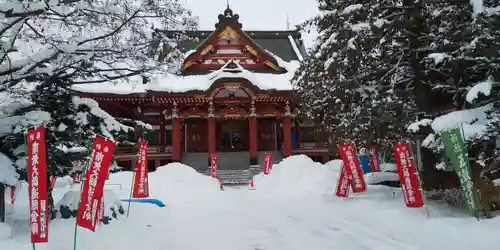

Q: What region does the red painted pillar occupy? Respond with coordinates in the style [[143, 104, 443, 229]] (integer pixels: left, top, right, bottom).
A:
[[172, 118, 181, 162], [283, 116, 292, 157], [249, 116, 257, 165], [207, 117, 216, 155]]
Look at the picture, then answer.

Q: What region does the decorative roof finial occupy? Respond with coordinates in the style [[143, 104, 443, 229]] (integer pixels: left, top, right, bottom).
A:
[[215, 4, 241, 29]]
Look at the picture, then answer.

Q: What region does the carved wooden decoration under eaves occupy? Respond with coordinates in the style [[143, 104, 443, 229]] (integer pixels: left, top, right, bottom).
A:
[[181, 7, 285, 73], [218, 26, 240, 44]]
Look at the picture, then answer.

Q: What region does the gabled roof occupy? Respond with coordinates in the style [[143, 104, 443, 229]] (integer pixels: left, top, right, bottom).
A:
[[163, 29, 305, 63], [156, 7, 306, 71]]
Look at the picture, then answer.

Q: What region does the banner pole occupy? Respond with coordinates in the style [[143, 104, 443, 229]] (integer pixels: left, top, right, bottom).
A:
[[126, 170, 136, 218], [459, 124, 480, 221], [73, 138, 94, 250], [409, 140, 430, 218], [127, 139, 140, 218], [23, 129, 36, 250]]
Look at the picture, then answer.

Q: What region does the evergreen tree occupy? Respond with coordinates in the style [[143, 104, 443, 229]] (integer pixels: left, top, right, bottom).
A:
[[0, 77, 147, 217], [294, 0, 416, 151], [405, 1, 500, 212]]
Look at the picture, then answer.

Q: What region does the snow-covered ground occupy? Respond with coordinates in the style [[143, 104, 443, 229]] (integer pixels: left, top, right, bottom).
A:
[[2, 155, 499, 250]]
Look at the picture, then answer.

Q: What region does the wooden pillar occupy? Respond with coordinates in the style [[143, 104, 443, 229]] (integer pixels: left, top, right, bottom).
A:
[[283, 100, 292, 157], [208, 117, 216, 154], [249, 117, 257, 162], [249, 101, 258, 165], [171, 103, 181, 162], [207, 101, 216, 167], [172, 118, 181, 161], [283, 116, 292, 157]]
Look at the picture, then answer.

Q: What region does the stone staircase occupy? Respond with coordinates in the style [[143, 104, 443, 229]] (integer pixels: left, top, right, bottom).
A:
[[181, 151, 283, 186]]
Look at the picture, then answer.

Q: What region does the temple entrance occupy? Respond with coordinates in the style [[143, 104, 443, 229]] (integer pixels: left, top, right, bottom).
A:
[[218, 119, 249, 152]]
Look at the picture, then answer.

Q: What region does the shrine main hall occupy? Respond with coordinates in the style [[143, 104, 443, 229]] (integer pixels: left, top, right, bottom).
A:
[[73, 7, 329, 171]]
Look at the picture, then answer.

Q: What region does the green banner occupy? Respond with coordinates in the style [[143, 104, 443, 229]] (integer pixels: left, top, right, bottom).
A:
[[440, 127, 477, 216]]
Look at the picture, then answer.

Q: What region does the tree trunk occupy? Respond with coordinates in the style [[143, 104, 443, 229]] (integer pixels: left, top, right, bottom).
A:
[[0, 183, 5, 223]]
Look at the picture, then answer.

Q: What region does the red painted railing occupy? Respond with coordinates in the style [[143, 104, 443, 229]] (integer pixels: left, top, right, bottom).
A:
[[116, 145, 173, 154]]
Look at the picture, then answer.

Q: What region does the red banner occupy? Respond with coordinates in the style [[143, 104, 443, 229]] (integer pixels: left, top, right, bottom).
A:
[[369, 147, 380, 172], [50, 176, 56, 189], [99, 198, 104, 223], [394, 142, 424, 208], [267, 153, 273, 172], [76, 136, 116, 232], [211, 154, 217, 178], [263, 153, 270, 175], [335, 166, 350, 197], [26, 126, 49, 243], [133, 140, 149, 198], [338, 143, 367, 193]]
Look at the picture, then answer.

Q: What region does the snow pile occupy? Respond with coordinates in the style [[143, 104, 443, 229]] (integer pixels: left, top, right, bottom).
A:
[[365, 172, 400, 185], [252, 156, 401, 196], [56, 189, 125, 222], [107, 162, 221, 201], [0, 223, 12, 241], [0, 152, 18, 186], [253, 155, 342, 197], [466, 77, 493, 103], [408, 103, 492, 140]]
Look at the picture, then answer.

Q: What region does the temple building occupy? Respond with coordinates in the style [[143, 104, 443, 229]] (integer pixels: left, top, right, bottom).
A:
[[72, 7, 330, 172]]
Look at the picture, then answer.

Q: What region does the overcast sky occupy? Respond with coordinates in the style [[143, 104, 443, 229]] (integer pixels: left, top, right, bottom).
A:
[[182, 0, 319, 48]]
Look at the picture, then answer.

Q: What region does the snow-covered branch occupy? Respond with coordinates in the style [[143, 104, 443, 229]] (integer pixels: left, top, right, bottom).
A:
[[0, 0, 196, 90]]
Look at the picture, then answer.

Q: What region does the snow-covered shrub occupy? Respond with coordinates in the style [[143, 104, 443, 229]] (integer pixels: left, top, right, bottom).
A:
[[56, 190, 125, 225]]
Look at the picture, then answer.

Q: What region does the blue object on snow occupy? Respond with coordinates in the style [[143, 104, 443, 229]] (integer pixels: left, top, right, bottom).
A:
[[120, 198, 166, 207], [359, 155, 372, 174]]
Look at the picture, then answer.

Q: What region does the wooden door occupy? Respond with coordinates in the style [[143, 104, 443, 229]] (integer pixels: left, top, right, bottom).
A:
[[218, 119, 248, 152], [185, 119, 208, 152], [257, 118, 277, 151]]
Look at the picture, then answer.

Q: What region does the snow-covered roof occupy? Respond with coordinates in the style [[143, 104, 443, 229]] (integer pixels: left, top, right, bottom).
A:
[[72, 58, 299, 95]]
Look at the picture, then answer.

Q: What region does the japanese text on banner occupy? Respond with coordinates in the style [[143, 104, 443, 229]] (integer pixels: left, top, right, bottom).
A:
[[211, 154, 217, 178], [440, 128, 477, 216], [338, 144, 367, 193], [76, 136, 116, 232], [27, 126, 49, 243], [133, 140, 149, 198], [335, 166, 350, 197], [393, 142, 424, 208]]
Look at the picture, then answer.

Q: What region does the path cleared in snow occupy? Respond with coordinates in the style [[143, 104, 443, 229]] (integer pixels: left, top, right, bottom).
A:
[[2, 156, 500, 250]]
